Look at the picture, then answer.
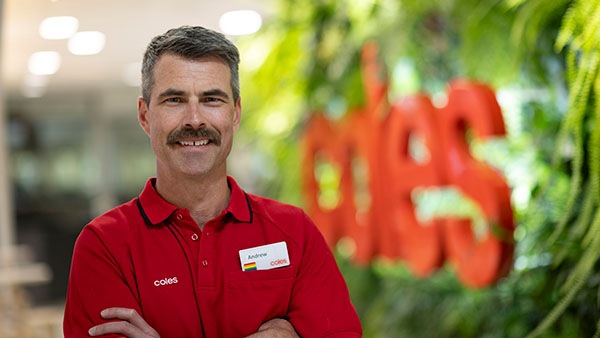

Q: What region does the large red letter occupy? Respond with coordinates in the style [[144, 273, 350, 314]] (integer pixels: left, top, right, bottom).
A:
[[380, 95, 446, 276], [437, 80, 515, 288]]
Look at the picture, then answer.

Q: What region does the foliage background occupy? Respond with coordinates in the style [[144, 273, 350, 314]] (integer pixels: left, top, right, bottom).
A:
[[231, 0, 600, 336]]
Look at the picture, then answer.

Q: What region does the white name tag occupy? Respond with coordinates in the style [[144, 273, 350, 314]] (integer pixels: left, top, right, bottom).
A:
[[239, 241, 290, 271]]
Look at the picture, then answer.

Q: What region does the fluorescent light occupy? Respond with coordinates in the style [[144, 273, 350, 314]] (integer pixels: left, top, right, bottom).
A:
[[28, 51, 61, 75], [39, 16, 79, 40], [219, 10, 262, 36], [68, 31, 106, 55]]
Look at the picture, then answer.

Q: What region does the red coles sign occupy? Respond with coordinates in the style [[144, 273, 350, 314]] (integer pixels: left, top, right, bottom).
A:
[[301, 43, 515, 288]]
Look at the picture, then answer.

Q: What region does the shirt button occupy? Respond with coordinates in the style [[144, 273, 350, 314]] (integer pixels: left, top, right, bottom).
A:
[[202, 260, 208, 267], [176, 214, 184, 221], [191, 233, 199, 241]]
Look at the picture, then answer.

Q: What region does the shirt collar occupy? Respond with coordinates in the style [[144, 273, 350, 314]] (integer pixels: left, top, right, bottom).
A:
[[225, 176, 253, 223], [137, 176, 252, 226]]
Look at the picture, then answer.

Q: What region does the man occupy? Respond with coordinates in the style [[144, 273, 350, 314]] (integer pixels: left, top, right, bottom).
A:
[[63, 25, 362, 338]]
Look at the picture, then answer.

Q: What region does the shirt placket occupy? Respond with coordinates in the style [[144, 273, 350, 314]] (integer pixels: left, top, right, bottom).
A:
[[168, 211, 199, 276], [197, 217, 223, 338], [197, 222, 216, 287], [171, 210, 218, 285], [164, 209, 206, 336]]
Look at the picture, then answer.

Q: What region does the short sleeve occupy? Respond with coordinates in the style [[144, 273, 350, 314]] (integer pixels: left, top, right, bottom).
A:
[[63, 227, 141, 338], [287, 213, 362, 337]]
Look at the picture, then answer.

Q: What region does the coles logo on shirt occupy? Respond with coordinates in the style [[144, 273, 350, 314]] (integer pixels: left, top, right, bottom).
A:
[[154, 276, 178, 287]]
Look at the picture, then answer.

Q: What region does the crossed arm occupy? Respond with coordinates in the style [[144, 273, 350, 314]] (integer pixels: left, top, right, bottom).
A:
[[88, 307, 299, 338]]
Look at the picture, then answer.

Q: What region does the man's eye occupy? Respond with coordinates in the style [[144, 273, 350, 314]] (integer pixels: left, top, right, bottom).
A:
[[204, 97, 222, 103], [166, 97, 182, 103]]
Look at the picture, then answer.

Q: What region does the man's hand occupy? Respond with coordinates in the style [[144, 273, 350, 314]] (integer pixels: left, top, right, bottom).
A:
[[88, 307, 160, 338], [245, 318, 300, 338]]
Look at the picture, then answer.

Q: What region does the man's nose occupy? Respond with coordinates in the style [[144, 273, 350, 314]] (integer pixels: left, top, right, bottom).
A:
[[184, 102, 206, 129]]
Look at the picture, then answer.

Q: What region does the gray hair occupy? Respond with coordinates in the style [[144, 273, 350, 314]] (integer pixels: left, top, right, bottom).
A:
[[141, 26, 240, 104]]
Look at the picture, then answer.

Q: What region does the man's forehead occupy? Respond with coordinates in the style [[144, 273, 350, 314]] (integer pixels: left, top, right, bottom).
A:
[[155, 53, 230, 69], [151, 55, 233, 93]]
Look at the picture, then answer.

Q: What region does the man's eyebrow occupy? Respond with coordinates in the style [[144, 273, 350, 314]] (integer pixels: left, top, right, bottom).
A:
[[202, 89, 230, 100], [157, 88, 186, 100], [156, 88, 231, 101]]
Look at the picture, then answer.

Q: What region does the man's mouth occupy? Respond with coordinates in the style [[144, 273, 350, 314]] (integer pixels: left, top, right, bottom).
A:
[[168, 127, 221, 146], [178, 140, 210, 146]]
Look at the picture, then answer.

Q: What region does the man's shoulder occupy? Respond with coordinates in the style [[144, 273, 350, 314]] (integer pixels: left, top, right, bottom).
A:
[[72, 198, 143, 259], [84, 198, 142, 238], [245, 193, 306, 221], [242, 193, 322, 246]]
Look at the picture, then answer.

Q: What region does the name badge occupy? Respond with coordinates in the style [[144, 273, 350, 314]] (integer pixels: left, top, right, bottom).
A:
[[239, 241, 290, 271]]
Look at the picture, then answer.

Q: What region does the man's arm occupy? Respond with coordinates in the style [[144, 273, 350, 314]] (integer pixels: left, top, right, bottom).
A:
[[90, 310, 299, 338], [88, 308, 160, 338], [63, 227, 142, 337], [286, 213, 363, 337], [245, 318, 300, 338]]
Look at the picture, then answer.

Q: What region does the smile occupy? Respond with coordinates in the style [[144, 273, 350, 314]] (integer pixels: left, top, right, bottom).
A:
[[178, 140, 210, 146]]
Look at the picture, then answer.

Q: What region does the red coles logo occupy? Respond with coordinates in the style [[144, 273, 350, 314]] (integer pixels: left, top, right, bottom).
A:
[[270, 259, 288, 267], [301, 43, 515, 288]]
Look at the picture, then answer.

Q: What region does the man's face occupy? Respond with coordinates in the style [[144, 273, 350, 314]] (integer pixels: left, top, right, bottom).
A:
[[138, 53, 241, 179]]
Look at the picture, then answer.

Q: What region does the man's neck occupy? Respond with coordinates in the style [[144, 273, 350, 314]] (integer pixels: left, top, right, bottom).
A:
[[154, 171, 231, 229]]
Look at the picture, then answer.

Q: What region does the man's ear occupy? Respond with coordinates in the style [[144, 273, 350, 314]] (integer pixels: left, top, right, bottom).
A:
[[138, 97, 151, 136], [233, 98, 242, 132]]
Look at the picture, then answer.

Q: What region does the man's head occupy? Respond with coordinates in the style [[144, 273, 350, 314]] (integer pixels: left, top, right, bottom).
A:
[[141, 26, 240, 105], [137, 26, 242, 183]]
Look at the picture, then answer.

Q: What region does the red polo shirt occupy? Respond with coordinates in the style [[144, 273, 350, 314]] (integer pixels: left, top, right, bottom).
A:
[[63, 177, 362, 337]]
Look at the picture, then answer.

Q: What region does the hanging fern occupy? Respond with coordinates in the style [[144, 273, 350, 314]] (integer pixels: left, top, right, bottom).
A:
[[589, 81, 600, 205], [522, 0, 600, 336], [548, 51, 599, 244]]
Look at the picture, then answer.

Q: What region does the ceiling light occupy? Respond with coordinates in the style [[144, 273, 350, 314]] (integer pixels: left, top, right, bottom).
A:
[[68, 31, 106, 56], [219, 10, 262, 36], [39, 16, 79, 40], [28, 51, 61, 75]]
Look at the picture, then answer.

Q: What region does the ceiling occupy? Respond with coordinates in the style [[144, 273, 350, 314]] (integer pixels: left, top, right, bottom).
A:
[[1, 0, 273, 110]]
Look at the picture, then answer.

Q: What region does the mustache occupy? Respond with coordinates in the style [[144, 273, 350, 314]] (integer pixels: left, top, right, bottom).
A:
[[167, 127, 221, 146]]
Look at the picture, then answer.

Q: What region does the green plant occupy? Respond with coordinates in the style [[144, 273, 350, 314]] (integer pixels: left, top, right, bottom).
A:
[[238, 0, 600, 336], [510, 0, 600, 336]]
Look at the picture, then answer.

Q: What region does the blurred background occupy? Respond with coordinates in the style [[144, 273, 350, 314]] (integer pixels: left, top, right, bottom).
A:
[[1, 0, 599, 337]]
